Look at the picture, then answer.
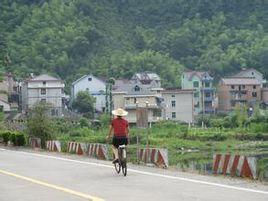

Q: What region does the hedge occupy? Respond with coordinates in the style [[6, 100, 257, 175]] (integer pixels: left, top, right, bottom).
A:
[[0, 131, 26, 146]]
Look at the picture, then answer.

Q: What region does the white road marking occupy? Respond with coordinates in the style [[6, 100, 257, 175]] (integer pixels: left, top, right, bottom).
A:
[[1, 148, 268, 195], [0, 148, 6, 151]]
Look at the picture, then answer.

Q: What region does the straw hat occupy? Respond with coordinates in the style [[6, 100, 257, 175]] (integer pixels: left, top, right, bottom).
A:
[[112, 108, 128, 116]]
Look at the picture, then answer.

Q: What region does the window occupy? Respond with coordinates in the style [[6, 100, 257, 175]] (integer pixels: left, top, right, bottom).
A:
[[171, 100, 176, 107], [88, 77, 92, 81], [193, 81, 199, 88], [231, 85, 235, 89], [242, 85, 245, 89], [40, 99, 46, 103], [205, 93, 210, 98], [194, 92, 199, 98], [195, 102, 200, 108], [252, 72, 254, 76], [134, 85, 140, 91], [205, 82, 210, 88], [252, 92, 257, 97], [172, 112, 176, 119], [253, 85, 256, 89], [41, 88, 46, 95], [134, 98, 137, 104], [231, 101, 235, 107], [51, 109, 56, 116], [43, 81, 46, 85], [171, 94, 175, 98]]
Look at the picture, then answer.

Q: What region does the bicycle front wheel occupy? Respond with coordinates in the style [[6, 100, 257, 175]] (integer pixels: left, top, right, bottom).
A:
[[114, 162, 121, 174]]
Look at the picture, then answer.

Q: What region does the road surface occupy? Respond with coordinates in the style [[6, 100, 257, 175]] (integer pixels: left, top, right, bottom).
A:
[[0, 147, 268, 201]]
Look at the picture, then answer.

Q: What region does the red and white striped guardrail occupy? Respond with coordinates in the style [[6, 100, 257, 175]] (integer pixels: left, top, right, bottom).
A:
[[213, 154, 257, 179], [29, 137, 41, 149], [87, 143, 108, 160], [139, 148, 168, 168], [67, 142, 87, 155], [46, 140, 61, 152]]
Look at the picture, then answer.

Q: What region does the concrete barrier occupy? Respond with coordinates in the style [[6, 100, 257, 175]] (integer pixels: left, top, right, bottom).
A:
[[29, 137, 41, 149], [87, 143, 108, 160], [213, 154, 257, 179], [139, 148, 168, 168], [46, 140, 61, 152], [67, 142, 87, 155]]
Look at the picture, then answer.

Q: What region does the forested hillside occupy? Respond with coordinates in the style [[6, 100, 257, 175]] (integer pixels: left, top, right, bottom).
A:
[[1, 0, 268, 89]]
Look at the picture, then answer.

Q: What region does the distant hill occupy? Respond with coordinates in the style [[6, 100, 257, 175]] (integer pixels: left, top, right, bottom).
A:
[[1, 0, 268, 90]]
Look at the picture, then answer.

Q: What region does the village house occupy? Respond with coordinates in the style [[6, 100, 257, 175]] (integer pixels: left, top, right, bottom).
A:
[[112, 72, 164, 124], [113, 92, 163, 124], [71, 74, 106, 113], [217, 77, 261, 112], [161, 89, 194, 123], [233, 68, 266, 86], [129, 72, 163, 94], [21, 74, 65, 116], [0, 73, 19, 112], [181, 71, 215, 115]]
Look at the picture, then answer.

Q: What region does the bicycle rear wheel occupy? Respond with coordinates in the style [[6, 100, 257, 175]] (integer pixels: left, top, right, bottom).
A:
[[121, 160, 127, 176], [114, 162, 121, 174]]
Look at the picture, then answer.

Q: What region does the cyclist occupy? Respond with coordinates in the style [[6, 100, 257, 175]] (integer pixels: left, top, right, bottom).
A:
[[106, 108, 129, 164]]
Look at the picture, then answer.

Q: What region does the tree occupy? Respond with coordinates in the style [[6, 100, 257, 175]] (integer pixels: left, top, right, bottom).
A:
[[26, 103, 53, 148], [72, 91, 95, 118]]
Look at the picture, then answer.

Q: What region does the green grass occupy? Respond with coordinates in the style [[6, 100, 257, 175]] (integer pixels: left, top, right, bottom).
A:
[[52, 124, 268, 166]]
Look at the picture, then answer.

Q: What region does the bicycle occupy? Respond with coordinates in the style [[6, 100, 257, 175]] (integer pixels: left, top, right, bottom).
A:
[[114, 144, 127, 176]]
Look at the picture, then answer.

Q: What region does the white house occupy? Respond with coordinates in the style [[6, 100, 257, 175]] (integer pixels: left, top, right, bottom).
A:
[[21, 74, 65, 116], [0, 99, 11, 112], [71, 75, 106, 113], [162, 89, 194, 123]]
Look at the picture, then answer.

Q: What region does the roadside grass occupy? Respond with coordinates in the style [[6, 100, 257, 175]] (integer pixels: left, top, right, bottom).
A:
[[53, 124, 268, 166]]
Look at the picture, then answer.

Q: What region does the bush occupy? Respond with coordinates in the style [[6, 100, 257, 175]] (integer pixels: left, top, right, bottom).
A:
[[9, 132, 26, 146], [79, 117, 90, 128], [1, 131, 11, 145], [16, 133, 26, 146], [98, 113, 111, 128]]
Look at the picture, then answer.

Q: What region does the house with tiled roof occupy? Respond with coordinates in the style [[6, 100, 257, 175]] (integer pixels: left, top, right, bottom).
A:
[[71, 74, 107, 113], [233, 68, 266, 86], [21, 74, 65, 116], [218, 77, 261, 112], [181, 70, 215, 115], [112, 72, 164, 124]]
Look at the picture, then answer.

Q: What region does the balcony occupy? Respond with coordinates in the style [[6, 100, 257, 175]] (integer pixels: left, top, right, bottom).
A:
[[204, 107, 215, 113], [204, 96, 213, 102], [124, 103, 161, 110], [200, 87, 215, 92]]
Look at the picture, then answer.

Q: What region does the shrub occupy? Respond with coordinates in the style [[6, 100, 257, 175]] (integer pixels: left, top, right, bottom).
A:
[[2, 131, 11, 145], [16, 133, 26, 146], [9, 132, 26, 146], [9, 132, 16, 145], [98, 113, 111, 128], [79, 117, 90, 128]]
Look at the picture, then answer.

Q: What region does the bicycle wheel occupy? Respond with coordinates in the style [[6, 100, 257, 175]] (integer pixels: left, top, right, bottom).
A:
[[114, 162, 121, 174], [121, 160, 127, 176]]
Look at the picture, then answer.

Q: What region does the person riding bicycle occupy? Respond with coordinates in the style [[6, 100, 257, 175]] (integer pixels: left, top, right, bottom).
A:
[[106, 108, 129, 164]]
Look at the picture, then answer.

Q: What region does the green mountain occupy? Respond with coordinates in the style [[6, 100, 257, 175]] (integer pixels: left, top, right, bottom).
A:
[[1, 0, 268, 89]]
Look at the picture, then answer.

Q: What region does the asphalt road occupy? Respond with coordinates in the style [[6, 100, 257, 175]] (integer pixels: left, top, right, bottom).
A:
[[0, 147, 268, 201]]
